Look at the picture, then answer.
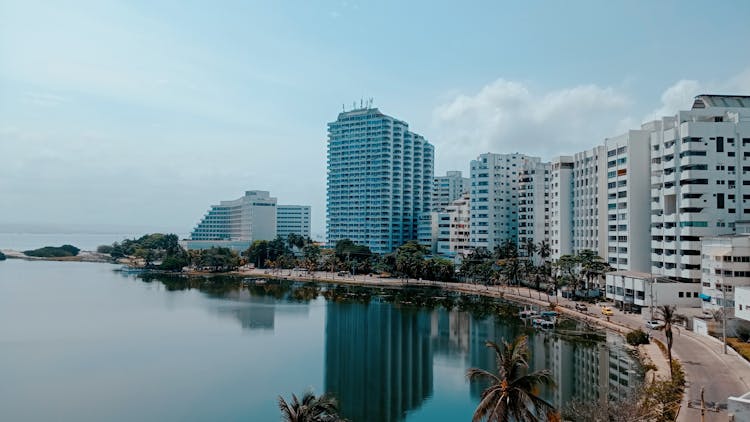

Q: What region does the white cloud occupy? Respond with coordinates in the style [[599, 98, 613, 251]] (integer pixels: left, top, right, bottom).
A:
[[645, 79, 702, 121], [644, 68, 750, 122], [431, 68, 750, 171], [431, 79, 632, 164]]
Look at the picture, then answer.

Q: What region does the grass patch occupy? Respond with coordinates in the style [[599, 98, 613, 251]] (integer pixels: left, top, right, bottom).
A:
[[728, 337, 750, 362]]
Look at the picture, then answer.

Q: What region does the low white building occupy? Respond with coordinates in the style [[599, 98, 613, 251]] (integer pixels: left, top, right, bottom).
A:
[[605, 271, 701, 314], [735, 286, 750, 322], [700, 234, 750, 317], [277, 205, 311, 239], [447, 193, 471, 259]]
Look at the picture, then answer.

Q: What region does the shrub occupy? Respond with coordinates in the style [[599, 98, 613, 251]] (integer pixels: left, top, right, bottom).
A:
[[59, 244, 80, 255], [736, 326, 750, 343], [626, 329, 650, 346], [728, 337, 750, 362], [97, 245, 114, 254]]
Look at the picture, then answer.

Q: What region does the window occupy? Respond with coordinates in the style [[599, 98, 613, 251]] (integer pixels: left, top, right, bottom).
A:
[[718, 193, 725, 209]]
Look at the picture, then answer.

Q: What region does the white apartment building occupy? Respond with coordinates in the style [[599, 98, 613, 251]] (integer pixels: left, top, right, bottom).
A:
[[605, 271, 701, 313], [470, 153, 538, 250], [518, 159, 550, 263], [549, 156, 574, 260], [447, 193, 471, 258], [650, 95, 750, 283], [572, 146, 607, 259], [433, 170, 469, 212], [419, 211, 449, 255], [188, 190, 277, 251], [604, 131, 652, 272], [276, 205, 311, 239], [700, 234, 750, 316], [419, 170, 470, 253]]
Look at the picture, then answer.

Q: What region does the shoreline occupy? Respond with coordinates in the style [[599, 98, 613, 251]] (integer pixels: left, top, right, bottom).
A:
[[5, 258, 671, 382]]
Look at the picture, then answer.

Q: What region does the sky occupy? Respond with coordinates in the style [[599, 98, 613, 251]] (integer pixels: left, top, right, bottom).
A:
[[2, 0, 750, 239]]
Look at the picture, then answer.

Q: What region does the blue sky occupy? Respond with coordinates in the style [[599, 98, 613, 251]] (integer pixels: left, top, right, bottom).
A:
[[2, 0, 750, 239]]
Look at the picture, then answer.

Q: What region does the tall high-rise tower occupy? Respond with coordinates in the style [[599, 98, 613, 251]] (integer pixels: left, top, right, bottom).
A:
[[326, 106, 434, 254]]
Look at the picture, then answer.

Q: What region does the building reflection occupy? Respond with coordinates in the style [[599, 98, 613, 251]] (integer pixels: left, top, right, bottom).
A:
[[214, 288, 311, 332], [324, 301, 433, 422], [466, 317, 637, 409]]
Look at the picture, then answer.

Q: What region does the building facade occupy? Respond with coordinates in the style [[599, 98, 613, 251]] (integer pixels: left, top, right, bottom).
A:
[[327, 107, 434, 254], [432, 170, 470, 212], [650, 95, 750, 283], [700, 234, 750, 316], [548, 156, 574, 260], [188, 190, 277, 251], [470, 153, 539, 251], [518, 159, 550, 262], [276, 205, 311, 239], [604, 130, 652, 272], [572, 146, 607, 259]]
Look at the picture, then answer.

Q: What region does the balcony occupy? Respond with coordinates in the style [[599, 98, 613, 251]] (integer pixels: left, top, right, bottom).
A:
[[680, 154, 708, 167], [681, 197, 706, 208]]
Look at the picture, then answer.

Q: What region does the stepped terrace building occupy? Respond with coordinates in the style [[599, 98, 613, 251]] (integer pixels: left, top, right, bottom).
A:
[[188, 190, 277, 251], [327, 106, 434, 254]]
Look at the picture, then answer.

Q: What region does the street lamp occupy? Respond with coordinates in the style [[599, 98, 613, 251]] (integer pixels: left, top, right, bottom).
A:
[[722, 282, 728, 355]]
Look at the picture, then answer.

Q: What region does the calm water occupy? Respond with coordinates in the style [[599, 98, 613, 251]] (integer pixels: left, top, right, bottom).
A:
[[0, 259, 639, 421]]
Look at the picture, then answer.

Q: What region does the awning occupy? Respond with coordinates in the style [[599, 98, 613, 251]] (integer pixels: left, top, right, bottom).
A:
[[699, 293, 711, 301]]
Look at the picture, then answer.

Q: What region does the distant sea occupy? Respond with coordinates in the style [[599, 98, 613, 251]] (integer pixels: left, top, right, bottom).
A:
[[0, 225, 189, 251]]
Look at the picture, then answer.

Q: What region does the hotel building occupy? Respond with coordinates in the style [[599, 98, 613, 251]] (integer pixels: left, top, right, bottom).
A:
[[327, 106, 434, 254], [188, 190, 277, 251]]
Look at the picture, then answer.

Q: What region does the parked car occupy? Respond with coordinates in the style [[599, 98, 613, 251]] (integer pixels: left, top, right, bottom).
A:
[[645, 320, 665, 330], [601, 306, 614, 316], [575, 303, 588, 312]]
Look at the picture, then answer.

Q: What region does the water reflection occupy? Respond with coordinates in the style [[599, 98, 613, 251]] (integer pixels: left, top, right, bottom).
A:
[[325, 301, 433, 422], [130, 273, 640, 420]]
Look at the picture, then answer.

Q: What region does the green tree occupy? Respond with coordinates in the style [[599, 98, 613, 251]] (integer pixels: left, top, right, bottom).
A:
[[244, 240, 269, 268], [466, 335, 556, 422], [302, 243, 322, 272], [278, 391, 346, 422], [395, 240, 427, 279], [522, 238, 537, 262], [0, 251, 6, 261]]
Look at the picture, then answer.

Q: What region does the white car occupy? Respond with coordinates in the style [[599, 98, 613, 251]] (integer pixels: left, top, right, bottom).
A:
[[645, 320, 665, 330]]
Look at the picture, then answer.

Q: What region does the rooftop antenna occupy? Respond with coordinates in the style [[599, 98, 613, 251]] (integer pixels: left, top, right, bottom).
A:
[[342, 103, 345, 112], [352, 101, 356, 109], [368, 97, 373, 108], [360, 98, 363, 108]]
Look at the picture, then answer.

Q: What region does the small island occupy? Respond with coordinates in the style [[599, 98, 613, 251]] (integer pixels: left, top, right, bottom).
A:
[[23, 244, 80, 258]]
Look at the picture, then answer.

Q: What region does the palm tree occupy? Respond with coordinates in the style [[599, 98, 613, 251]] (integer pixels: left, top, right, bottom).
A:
[[656, 304, 684, 380], [503, 257, 522, 295], [278, 391, 345, 422], [467, 335, 556, 422], [523, 238, 538, 263], [537, 241, 550, 264]]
